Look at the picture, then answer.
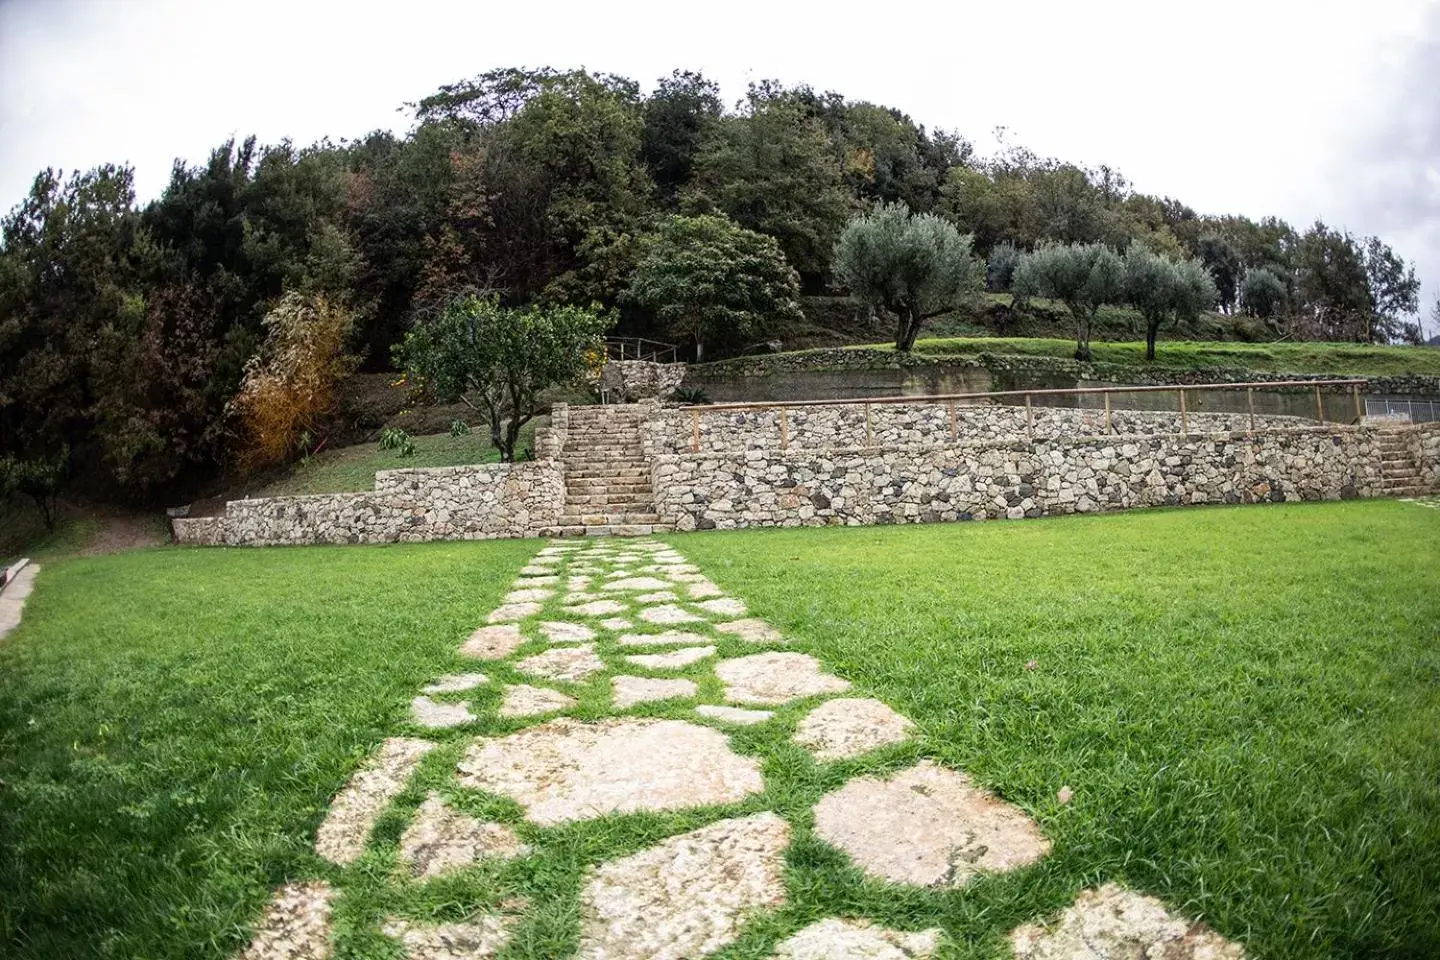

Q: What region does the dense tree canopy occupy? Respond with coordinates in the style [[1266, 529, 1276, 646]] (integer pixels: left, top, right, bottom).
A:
[[0, 63, 1428, 510]]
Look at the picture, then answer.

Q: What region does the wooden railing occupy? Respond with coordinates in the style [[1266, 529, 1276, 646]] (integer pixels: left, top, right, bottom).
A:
[[682, 378, 1372, 453], [605, 337, 680, 364]]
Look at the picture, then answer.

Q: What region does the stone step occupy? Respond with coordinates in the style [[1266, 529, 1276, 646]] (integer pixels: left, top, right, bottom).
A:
[[559, 512, 663, 525], [566, 480, 653, 493], [539, 523, 675, 538], [565, 493, 656, 507]]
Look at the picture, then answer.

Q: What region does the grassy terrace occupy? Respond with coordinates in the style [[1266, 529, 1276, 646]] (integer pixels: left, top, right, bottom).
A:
[[2, 501, 1438, 957]]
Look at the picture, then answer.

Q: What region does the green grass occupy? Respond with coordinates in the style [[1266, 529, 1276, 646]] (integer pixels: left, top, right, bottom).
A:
[[253, 424, 539, 497], [899, 336, 1440, 377], [2, 502, 1438, 957]]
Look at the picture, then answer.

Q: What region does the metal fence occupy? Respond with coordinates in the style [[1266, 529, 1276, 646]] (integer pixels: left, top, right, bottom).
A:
[[1365, 398, 1440, 423]]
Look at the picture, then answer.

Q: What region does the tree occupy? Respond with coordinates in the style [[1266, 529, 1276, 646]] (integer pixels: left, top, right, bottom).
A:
[[1240, 267, 1287, 319], [1196, 234, 1242, 312], [1122, 247, 1217, 360], [1013, 242, 1124, 361], [398, 296, 611, 461], [987, 241, 1021, 292], [640, 70, 722, 202], [1290, 221, 1373, 342], [625, 215, 802, 361], [684, 97, 852, 286], [1362, 235, 1420, 342], [832, 202, 984, 351]]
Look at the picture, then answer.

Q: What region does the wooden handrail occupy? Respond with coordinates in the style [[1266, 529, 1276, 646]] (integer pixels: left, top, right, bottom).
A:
[[695, 378, 1370, 413]]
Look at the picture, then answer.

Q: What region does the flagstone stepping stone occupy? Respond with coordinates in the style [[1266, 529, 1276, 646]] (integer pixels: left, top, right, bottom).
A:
[[568, 576, 592, 591], [565, 591, 605, 604], [696, 705, 774, 726], [499, 684, 577, 718], [518, 564, 553, 576], [666, 571, 709, 582], [813, 760, 1049, 888], [457, 718, 764, 825], [617, 630, 713, 647], [411, 696, 476, 729], [460, 624, 525, 660], [539, 621, 596, 643], [567, 599, 627, 617], [514, 574, 559, 586], [638, 604, 703, 624], [605, 576, 675, 592], [577, 812, 790, 960], [382, 916, 515, 959], [238, 881, 335, 960], [612, 675, 699, 708], [423, 673, 488, 694], [516, 644, 607, 683], [488, 602, 541, 623], [315, 738, 435, 864], [624, 645, 716, 669], [772, 918, 943, 959], [717, 652, 851, 705], [600, 617, 634, 631], [399, 792, 529, 879], [793, 698, 914, 761], [1010, 883, 1245, 959], [698, 597, 748, 617], [503, 587, 552, 604], [686, 580, 725, 599], [714, 618, 784, 643], [636, 590, 680, 603]]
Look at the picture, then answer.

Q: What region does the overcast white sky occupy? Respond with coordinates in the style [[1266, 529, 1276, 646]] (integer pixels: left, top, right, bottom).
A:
[[2, 0, 1437, 326]]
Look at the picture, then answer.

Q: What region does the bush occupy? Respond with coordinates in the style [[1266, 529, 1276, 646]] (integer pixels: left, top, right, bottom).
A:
[[231, 294, 358, 473], [378, 427, 416, 457], [669, 386, 711, 406], [987, 242, 1021, 293]]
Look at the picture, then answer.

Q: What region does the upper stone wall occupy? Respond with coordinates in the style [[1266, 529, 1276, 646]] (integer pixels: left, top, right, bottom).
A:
[[173, 461, 564, 547], [644, 401, 1312, 457]]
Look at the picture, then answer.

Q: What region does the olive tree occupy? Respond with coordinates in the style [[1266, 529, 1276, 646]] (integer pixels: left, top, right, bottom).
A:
[[1013, 242, 1123, 361], [1240, 267, 1288, 320], [1122, 247, 1218, 360], [625, 214, 802, 361], [398, 295, 611, 460], [832, 201, 984, 351]]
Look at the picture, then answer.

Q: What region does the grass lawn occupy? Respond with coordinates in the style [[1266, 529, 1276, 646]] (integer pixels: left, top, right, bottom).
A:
[[901, 336, 1440, 378], [250, 422, 540, 498], [1, 501, 1437, 957]]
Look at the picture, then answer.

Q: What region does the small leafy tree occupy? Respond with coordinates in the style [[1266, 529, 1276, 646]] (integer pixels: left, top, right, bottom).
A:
[[1013, 242, 1123, 361], [986, 241, 1021, 292], [625, 214, 803, 361], [0, 450, 68, 530], [230, 293, 358, 473], [1122, 247, 1218, 360], [1240, 267, 1287, 320], [832, 201, 984, 351], [399, 296, 612, 461]]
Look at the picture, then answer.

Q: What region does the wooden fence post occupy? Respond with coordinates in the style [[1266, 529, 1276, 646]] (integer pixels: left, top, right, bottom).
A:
[[1314, 384, 1325, 423], [1352, 384, 1363, 423], [1178, 389, 1189, 434], [1025, 394, 1033, 440], [1104, 392, 1112, 435], [1247, 388, 1256, 434]]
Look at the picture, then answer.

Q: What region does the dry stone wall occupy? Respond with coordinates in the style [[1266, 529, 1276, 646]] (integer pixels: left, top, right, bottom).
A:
[[173, 462, 564, 546], [1411, 423, 1440, 490], [645, 401, 1311, 457], [651, 418, 1396, 531]]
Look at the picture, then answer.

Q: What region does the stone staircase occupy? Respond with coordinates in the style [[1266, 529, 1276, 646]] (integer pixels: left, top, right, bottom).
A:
[[545, 405, 672, 537], [1377, 427, 1427, 497]]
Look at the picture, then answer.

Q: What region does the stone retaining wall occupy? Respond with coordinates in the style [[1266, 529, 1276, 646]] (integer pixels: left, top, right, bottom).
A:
[[644, 402, 1310, 457], [651, 427, 1391, 531], [173, 461, 564, 547], [1412, 423, 1440, 490]]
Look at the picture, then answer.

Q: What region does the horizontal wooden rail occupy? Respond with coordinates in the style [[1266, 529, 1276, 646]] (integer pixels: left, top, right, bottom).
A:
[[696, 379, 1370, 413]]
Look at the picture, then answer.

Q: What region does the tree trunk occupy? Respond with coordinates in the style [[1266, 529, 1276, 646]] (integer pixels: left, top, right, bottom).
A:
[[1146, 320, 1158, 361], [1073, 312, 1093, 362], [695, 338, 704, 363], [897, 307, 923, 352]]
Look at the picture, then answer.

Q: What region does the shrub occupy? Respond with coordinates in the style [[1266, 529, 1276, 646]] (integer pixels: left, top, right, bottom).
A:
[[378, 427, 416, 457], [669, 386, 711, 406], [987, 242, 1021, 292]]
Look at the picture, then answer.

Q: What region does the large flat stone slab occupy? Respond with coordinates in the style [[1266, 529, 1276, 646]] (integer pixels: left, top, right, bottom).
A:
[[714, 618, 784, 643], [577, 812, 790, 960], [460, 624, 525, 660], [697, 597, 748, 617], [612, 675, 699, 708], [488, 601, 541, 623], [793, 698, 914, 760], [539, 621, 597, 643], [1010, 883, 1245, 959], [772, 918, 943, 959], [238, 881, 334, 960], [504, 587, 553, 604], [315, 737, 435, 865], [423, 673, 489, 694], [605, 576, 675, 592], [567, 599, 628, 617], [638, 604, 704, 625], [516, 644, 607, 683], [399, 792, 529, 879], [456, 718, 764, 825], [499, 684, 577, 718], [812, 760, 1049, 888], [617, 630, 714, 647], [696, 705, 774, 726], [382, 916, 515, 958], [717, 652, 851, 705], [624, 646, 716, 670], [410, 696, 476, 729]]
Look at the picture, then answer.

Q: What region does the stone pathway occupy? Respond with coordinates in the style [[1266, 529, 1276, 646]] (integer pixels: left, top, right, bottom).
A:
[[0, 561, 39, 641], [238, 536, 1246, 959]]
